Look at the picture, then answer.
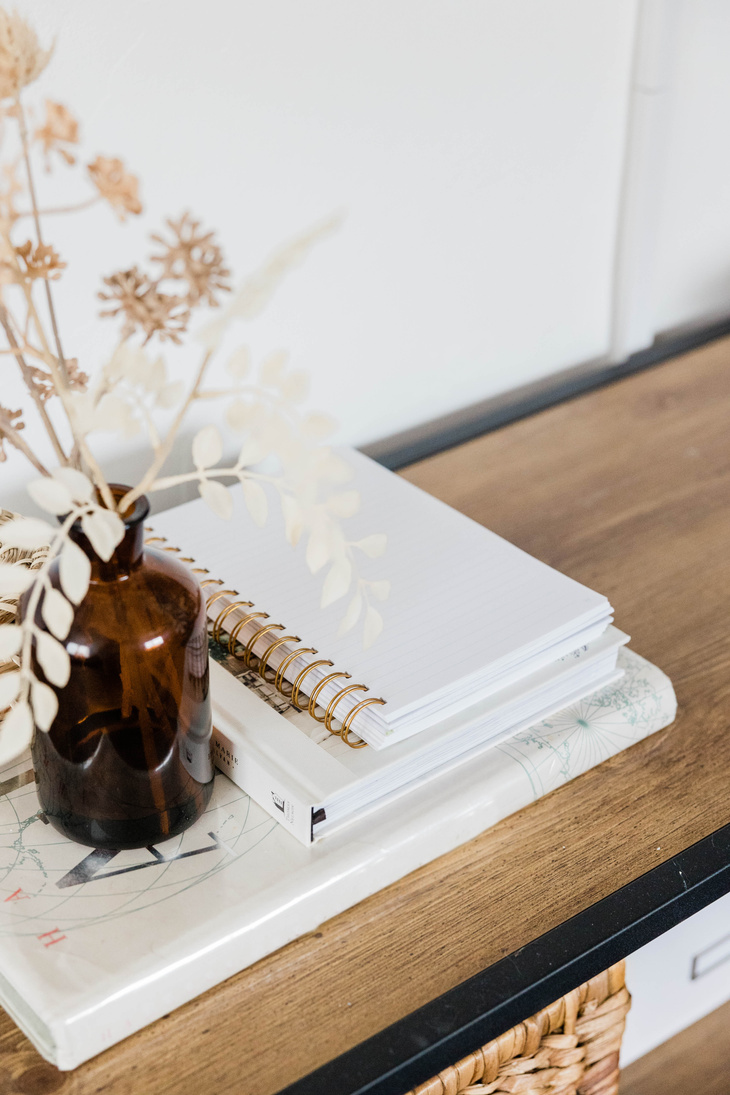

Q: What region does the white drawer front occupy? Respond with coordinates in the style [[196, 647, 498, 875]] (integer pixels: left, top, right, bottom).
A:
[[621, 890, 730, 1064]]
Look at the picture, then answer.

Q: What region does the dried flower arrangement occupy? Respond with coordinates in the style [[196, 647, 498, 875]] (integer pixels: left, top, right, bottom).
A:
[[0, 10, 388, 764]]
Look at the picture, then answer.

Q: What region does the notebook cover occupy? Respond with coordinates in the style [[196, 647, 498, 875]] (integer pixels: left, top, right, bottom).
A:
[[150, 447, 613, 742]]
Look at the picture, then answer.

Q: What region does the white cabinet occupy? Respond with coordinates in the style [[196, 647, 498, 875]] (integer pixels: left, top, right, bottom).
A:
[[622, 891, 730, 1065]]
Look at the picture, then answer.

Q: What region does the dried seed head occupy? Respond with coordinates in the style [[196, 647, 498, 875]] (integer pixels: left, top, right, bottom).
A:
[[98, 266, 190, 344], [14, 240, 66, 281], [35, 101, 79, 168], [0, 405, 24, 462], [0, 10, 52, 100], [150, 212, 231, 307], [88, 156, 142, 219]]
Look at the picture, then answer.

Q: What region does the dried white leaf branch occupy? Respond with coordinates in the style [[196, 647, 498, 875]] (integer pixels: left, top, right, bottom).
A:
[[0, 468, 124, 760], [0, 9, 388, 760]]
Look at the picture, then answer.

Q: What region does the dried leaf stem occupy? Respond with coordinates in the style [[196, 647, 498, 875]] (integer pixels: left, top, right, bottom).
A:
[[15, 505, 81, 712], [0, 302, 67, 465], [20, 276, 115, 509], [17, 195, 101, 218], [118, 350, 212, 512], [0, 404, 48, 474], [16, 98, 69, 386], [147, 468, 277, 493]]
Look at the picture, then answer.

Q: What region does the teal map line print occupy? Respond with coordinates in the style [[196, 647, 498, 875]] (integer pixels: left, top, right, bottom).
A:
[[0, 648, 675, 949], [496, 651, 674, 799], [0, 643, 677, 1075], [0, 765, 277, 940], [0, 627, 322, 949], [0, 629, 309, 946]]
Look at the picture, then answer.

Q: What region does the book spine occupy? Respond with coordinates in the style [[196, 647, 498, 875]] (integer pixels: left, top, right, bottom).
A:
[[212, 716, 315, 846]]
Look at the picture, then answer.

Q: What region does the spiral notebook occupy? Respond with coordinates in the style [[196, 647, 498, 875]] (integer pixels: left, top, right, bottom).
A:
[[149, 448, 614, 750], [208, 624, 627, 843]]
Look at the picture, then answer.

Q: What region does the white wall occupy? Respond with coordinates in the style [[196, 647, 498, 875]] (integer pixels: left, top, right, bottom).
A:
[[608, 0, 730, 356], [2, 0, 638, 508], [651, 0, 730, 331], [5, 0, 730, 511]]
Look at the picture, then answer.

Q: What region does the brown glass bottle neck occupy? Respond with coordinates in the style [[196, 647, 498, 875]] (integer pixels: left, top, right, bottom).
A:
[[67, 487, 150, 581]]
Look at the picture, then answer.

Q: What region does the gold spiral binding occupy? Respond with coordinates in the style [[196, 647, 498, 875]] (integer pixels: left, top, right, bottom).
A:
[[323, 683, 368, 735], [258, 635, 301, 683], [202, 579, 227, 592], [210, 600, 253, 643], [291, 659, 334, 710], [217, 606, 262, 648], [340, 696, 386, 747], [227, 611, 269, 653], [307, 671, 351, 722], [274, 648, 317, 696], [144, 537, 193, 564], [242, 621, 284, 668], [344, 730, 368, 748], [205, 592, 239, 627], [143, 529, 388, 748]]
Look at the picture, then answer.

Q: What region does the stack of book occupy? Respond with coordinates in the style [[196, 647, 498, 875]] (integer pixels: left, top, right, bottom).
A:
[[0, 449, 677, 1068], [0, 653, 676, 1068], [152, 448, 639, 845]]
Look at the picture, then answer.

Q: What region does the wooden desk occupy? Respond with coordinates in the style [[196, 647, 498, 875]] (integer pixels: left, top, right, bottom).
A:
[[2, 337, 730, 1095]]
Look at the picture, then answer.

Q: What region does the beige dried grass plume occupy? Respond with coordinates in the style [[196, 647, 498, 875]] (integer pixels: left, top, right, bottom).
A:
[[0, 9, 52, 100]]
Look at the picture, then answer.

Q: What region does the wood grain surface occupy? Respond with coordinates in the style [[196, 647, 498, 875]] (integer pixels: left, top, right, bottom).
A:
[[621, 999, 730, 1095], [2, 337, 730, 1095]]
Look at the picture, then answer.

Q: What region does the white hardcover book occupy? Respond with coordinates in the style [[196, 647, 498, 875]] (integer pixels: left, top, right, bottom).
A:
[[0, 648, 675, 1069], [150, 448, 614, 749], [210, 626, 629, 844]]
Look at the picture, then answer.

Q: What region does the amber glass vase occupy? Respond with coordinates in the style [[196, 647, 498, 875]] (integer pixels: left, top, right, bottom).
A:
[[25, 487, 214, 850]]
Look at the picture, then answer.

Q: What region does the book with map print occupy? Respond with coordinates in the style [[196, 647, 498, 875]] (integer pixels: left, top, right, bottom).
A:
[[0, 647, 675, 1070]]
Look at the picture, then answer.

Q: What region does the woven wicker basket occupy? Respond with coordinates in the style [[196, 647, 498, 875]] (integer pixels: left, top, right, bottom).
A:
[[0, 509, 48, 611], [405, 961, 630, 1095]]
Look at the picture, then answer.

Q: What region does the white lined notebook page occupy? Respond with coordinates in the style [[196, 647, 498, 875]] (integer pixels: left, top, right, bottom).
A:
[[152, 448, 611, 723]]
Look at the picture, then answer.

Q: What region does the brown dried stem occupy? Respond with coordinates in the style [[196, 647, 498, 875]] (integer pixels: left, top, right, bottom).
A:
[[0, 301, 67, 465], [16, 195, 101, 218], [16, 97, 69, 387], [20, 276, 115, 509], [0, 403, 48, 474]]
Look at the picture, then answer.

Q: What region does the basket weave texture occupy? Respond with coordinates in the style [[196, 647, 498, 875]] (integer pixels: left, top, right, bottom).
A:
[[0, 508, 48, 623], [0, 509, 48, 689], [404, 961, 630, 1095]]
